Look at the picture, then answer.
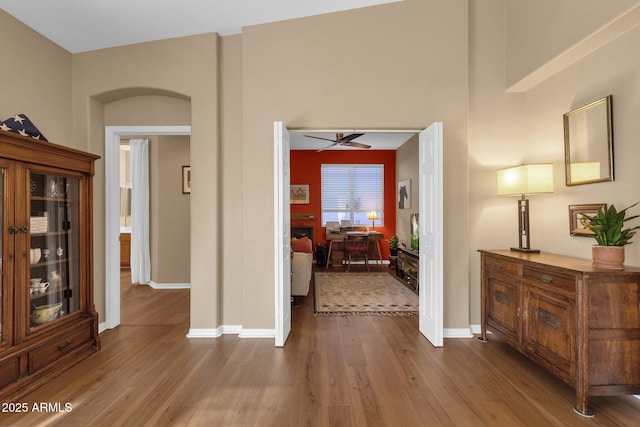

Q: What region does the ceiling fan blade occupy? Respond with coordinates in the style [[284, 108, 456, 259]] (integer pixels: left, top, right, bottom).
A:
[[342, 141, 371, 149], [338, 133, 364, 143], [316, 141, 340, 152], [304, 134, 337, 142]]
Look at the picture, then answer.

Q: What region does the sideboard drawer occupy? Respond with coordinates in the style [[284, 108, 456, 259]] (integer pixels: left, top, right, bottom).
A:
[[28, 326, 92, 373], [485, 257, 520, 276], [523, 266, 575, 291]]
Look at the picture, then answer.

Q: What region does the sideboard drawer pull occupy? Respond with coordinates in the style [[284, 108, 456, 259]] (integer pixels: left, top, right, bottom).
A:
[[540, 274, 553, 283], [495, 262, 503, 270], [59, 340, 72, 351]]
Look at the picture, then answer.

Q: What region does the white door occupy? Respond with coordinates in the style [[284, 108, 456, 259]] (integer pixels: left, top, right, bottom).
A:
[[274, 121, 292, 347], [418, 122, 444, 347]]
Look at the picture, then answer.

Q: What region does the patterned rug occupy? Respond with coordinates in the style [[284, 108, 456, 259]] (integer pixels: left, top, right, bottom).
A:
[[314, 272, 418, 316]]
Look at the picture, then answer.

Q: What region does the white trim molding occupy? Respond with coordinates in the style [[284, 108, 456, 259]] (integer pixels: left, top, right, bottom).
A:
[[148, 281, 191, 290], [443, 328, 474, 339], [104, 125, 192, 331], [186, 328, 222, 338], [186, 325, 270, 339]]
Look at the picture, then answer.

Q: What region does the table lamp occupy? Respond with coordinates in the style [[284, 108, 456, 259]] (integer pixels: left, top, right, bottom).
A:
[[367, 211, 379, 230], [497, 163, 553, 253]]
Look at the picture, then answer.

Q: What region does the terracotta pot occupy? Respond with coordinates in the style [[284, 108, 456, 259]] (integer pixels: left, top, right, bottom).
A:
[[592, 245, 625, 270]]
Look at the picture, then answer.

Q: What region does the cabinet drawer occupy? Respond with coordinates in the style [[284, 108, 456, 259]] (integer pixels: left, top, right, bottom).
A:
[[28, 327, 92, 373], [523, 266, 575, 291], [0, 355, 21, 389], [485, 257, 519, 276]]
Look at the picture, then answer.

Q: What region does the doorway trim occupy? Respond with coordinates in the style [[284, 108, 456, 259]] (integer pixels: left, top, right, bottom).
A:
[[103, 125, 191, 331], [274, 127, 443, 346]]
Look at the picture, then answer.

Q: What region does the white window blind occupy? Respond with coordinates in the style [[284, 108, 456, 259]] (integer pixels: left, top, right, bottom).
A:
[[321, 164, 383, 226]]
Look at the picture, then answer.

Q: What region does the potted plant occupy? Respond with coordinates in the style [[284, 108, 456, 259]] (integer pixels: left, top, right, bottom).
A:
[[388, 235, 399, 257], [581, 202, 640, 270]]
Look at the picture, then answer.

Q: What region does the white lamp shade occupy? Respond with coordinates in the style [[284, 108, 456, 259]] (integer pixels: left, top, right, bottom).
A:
[[497, 163, 554, 196]]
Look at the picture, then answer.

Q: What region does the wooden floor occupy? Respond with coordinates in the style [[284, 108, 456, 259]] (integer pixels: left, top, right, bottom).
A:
[[3, 269, 640, 426]]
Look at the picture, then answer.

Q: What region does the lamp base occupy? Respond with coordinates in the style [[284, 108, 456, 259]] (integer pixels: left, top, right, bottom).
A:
[[510, 247, 541, 254]]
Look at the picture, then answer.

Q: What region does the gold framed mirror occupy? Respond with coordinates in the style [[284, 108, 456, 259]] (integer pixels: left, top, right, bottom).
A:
[[563, 95, 613, 186]]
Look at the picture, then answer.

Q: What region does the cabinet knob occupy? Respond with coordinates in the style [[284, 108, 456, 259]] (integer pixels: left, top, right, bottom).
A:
[[8, 226, 18, 234]]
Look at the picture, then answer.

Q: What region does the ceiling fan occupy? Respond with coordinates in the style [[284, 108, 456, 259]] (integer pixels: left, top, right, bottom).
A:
[[304, 132, 371, 151]]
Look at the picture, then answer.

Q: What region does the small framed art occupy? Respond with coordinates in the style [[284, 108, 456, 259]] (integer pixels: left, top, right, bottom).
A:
[[182, 166, 191, 194], [568, 203, 606, 236], [398, 179, 411, 209], [290, 184, 309, 204]]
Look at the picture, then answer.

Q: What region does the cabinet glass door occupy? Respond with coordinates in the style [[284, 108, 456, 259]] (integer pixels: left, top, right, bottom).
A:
[[28, 172, 80, 329]]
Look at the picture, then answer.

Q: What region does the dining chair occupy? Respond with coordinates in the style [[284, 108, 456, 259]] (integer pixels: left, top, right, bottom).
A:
[[343, 234, 369, 272]]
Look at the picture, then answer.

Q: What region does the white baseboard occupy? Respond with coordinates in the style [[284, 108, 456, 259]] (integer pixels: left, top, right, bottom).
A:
[[186, 328, 222, 338], [444, 327, 474, 338], [220, 325, 243, 335], [98, 322, 108, 334], [185, 326, 477, 340], [148, 280, 191, 289], [185, 326, 274, 339]]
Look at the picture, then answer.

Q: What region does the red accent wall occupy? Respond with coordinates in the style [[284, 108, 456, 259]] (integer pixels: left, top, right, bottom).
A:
[[290, 150, 396, 259]]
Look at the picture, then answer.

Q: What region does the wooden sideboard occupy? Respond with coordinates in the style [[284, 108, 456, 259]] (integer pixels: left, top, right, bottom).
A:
[[397, 248, 419, 292], [478, 249, 640, 417]]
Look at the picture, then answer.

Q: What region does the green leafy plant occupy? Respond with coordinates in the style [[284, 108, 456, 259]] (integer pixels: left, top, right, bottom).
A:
[[389, 235, 399, 249], [581, 202, 640, 246]]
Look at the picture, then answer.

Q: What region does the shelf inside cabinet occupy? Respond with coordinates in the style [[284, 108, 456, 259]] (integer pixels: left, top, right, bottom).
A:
[[30, 195, 73, 202], [30, 288, 69, 301], [30, 258, 71, 268]]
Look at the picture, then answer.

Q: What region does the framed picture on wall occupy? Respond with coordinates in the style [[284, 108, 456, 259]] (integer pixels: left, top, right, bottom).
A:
[[398, 179, 411, 209], [182, 166, 191, 194], [290, 184, 309, 204], [568, 203, 606, 236]]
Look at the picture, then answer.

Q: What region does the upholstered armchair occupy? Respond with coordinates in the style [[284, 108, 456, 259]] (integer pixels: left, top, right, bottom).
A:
[[291, 236, 312, 297]]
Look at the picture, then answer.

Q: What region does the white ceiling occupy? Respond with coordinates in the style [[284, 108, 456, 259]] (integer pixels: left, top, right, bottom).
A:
[[0, 0, 401, 53], [290, 132, 415, 150]]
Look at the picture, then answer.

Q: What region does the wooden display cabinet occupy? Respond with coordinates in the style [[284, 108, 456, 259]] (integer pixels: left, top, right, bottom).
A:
[[479, 249, 640, 417], [0, 130, 100, 401]]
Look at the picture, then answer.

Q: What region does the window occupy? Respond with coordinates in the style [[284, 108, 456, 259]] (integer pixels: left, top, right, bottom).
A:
[[321, 164, 383, 226]]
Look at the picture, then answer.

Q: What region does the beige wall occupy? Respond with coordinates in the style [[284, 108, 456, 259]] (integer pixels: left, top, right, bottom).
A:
[[395, 136, 419, 247], [0, 10, 72, 144], [505, 0, 640, 89], [73, 35, 219, 328], [220, 34, 244, 325], [150, 135, 190, 284], [469, 0, 640, 324], [240, 0, 470, 329]]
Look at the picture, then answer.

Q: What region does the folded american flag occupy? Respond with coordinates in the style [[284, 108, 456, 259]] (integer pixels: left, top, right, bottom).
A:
[[0, 114, 48, 141]]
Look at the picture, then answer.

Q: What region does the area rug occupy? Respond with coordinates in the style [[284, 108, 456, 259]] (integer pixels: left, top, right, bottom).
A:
[[314, 272, 418, 316]]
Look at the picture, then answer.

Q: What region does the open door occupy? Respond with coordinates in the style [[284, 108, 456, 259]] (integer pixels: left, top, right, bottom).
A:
[[418, 122, 444, 347], [274, 121, 292, 347]]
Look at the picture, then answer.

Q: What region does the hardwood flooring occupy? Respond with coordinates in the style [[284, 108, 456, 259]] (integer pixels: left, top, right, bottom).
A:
[[2, 269, 640, 426]]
